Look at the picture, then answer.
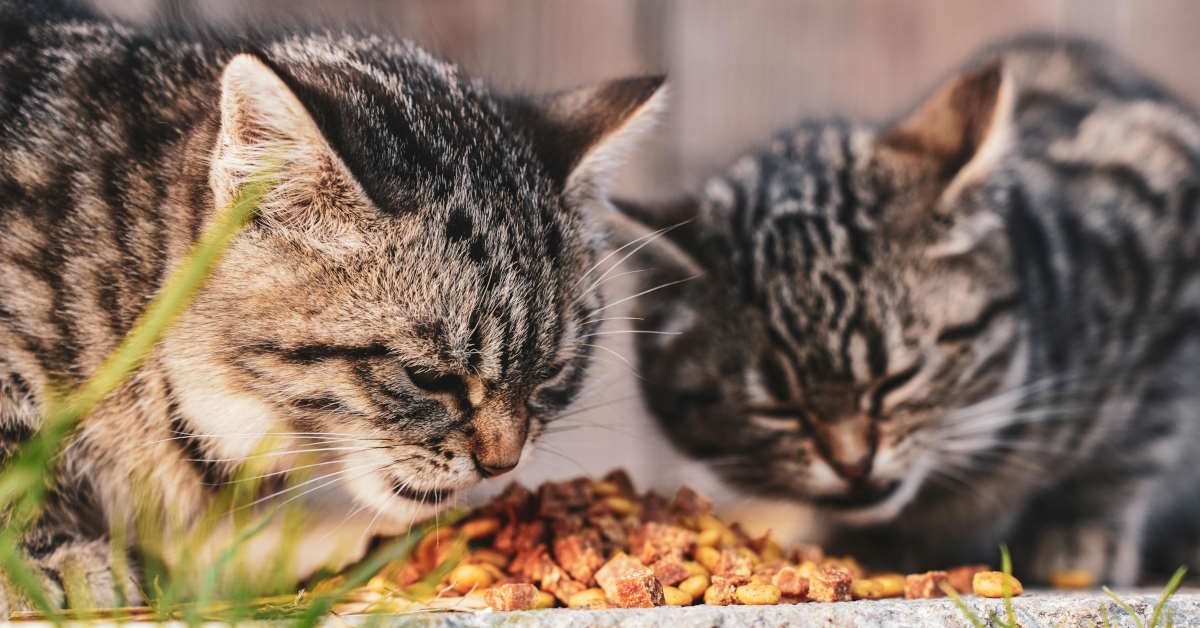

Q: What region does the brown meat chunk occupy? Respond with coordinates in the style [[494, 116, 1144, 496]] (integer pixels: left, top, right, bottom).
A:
[[631, 522, 695, 564], [483, 583, 539, 611], [650, 556, 690, 586], [704, 575, 739, 605], [670, 486, 712, 517], [588, 513, 628, 548], [711, 549, 753, 584], [771, 565, 810, 599], [809, 566, 852, 602], [905, 571, 950, 599], [553, 530, 606, 584], [593, 553, 665, 607], [513, 520, 546, 553], [791, 543, 825, 565], [947, 564, 989, 593], [603, 469, 636, 496]]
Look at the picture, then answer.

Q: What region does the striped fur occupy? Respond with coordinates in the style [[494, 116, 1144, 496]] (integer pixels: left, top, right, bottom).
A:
[[618, 37, 1200, 584], [0, 2, 663, 609]]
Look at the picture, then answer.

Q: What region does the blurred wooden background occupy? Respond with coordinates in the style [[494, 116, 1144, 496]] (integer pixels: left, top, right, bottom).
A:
[[92, 0, 1200, 202], [86, 0, 1200, 521]]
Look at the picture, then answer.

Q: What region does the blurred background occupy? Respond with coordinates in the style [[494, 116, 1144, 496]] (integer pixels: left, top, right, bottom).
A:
[[87, 0, 1200, 531]]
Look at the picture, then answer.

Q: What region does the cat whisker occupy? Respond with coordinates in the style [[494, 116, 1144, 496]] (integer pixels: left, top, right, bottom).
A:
[[581, 275, 699, 322], [196, 445, 390, 464], [577, 329, 682, 339], [572, 268, 651, 307], [573, 219, 693, 290], [229, 461, 387, 514], [547, 394, 642, 423], [532, 442, 590, 476], [575, 343, 643, 379]]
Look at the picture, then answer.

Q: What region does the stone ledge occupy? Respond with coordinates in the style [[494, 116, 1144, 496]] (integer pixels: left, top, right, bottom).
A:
[[356, 591, 1200, 627]]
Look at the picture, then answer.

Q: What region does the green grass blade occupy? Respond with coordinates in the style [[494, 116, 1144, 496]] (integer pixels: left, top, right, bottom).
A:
[[1102, 604, 1110, 628], [999, 544, 1016, 628], [939, 582, 985, 628], [1103, 585, 1144, 628], [1150, 565, 1187, 628]]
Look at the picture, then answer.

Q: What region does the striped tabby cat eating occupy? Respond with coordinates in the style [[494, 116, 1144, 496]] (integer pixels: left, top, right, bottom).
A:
[[615, 38, 1200, 585], [0, 2, 663, 609]]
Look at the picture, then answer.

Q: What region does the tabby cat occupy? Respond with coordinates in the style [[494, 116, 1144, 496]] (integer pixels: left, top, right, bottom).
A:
[[614, 37, 1200, 585], [0, 2, 664, 609]]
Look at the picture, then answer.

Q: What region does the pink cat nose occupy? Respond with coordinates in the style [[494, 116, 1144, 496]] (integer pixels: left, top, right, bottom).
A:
[[830, 455, 873, 482]]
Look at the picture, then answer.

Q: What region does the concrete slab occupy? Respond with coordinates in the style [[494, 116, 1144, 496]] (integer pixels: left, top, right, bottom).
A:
[[352, 591, 1200, 627]]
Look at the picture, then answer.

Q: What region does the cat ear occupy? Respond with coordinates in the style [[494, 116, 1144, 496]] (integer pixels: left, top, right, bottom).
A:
[[605, 196, 707, 279], [504, 76, 668, 205], [210, 53, 329, 209], [877, 62, 1006, 184]]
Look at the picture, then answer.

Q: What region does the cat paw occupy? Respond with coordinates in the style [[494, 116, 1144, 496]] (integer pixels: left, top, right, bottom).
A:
[[1028, 523, 1139, 587]]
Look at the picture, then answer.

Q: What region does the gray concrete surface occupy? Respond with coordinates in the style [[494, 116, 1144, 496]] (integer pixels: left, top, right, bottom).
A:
[[353, 591, 1200, 627]]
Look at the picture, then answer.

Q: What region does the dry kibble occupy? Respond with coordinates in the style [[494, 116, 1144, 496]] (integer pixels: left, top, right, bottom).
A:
[[905, 571, 950, 599], [696, 527, 722, 547], [460, 517, 503, 540], [973, 571, 1024, 598], [533, 590, 557, 609], [604, 496, 638, 516], [872, 573, 907, 598], [736, 582, 782, 605], [566, 588, 609, 609], [355, 469, 1040, 615], [678, 574, 709, 601], [469, 549, 510, 569], [809, 566, 853, 602], [1050, 569, 1094, 589], [796, 560, 819, 579], [682, 561, 709, 578], [663, 586, 693, 606], [591, 480, 621, 497], [696, 546, 722, 572], [448, 564, 494, 594], [851, 578, 894, 600]]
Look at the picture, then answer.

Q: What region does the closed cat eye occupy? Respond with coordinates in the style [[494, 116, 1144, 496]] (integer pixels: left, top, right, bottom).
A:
[[868, 362, 922, 415], [405, 366, 467, 395]]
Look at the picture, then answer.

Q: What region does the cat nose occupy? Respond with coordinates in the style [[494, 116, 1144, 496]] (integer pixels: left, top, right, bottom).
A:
[[829, 455, 873, 482], [474, 458, 519, 478], [469, 401, 528, 479], [814, 412, 876, 483]]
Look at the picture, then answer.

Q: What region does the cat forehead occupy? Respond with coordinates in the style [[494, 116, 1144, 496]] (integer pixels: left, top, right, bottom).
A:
[[267, 36, 550, 217]]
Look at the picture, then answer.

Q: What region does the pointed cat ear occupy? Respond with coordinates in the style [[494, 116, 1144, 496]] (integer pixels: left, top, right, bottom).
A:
[[877, 62, 1006, 183], [504, 76, 667, 204], [210, 53, 330, 210]]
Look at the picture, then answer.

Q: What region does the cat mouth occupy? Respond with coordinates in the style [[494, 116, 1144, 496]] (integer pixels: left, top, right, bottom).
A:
[[389, 481, 456, 503], [812, 480, 902, 510]]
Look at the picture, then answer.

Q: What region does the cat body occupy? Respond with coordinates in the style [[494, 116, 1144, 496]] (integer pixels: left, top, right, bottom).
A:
[[618, 37, 1200, 584], [0, 2, 663, 609]]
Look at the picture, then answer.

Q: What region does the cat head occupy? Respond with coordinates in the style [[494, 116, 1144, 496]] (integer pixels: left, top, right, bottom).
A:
[[162, 36, 665, 524], [613, 61, 1021, 526]]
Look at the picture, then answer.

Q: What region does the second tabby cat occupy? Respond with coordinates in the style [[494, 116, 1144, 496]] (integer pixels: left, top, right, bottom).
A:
[[613, 37, 1200, 584]]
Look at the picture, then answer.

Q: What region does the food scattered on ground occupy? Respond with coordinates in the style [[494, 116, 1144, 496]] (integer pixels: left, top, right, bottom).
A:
[[343, 469, 1039, 611], [1050, 569, 1094, 590], [973, 571, 1025, 598]]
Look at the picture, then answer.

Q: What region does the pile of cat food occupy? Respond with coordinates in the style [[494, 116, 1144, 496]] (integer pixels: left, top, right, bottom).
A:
[[358, 469, 1023, 611]]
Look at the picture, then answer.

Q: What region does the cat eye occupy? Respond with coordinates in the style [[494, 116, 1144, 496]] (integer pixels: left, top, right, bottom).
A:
[[868, 361, 922, 416], [405, 366, 467, 395]]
